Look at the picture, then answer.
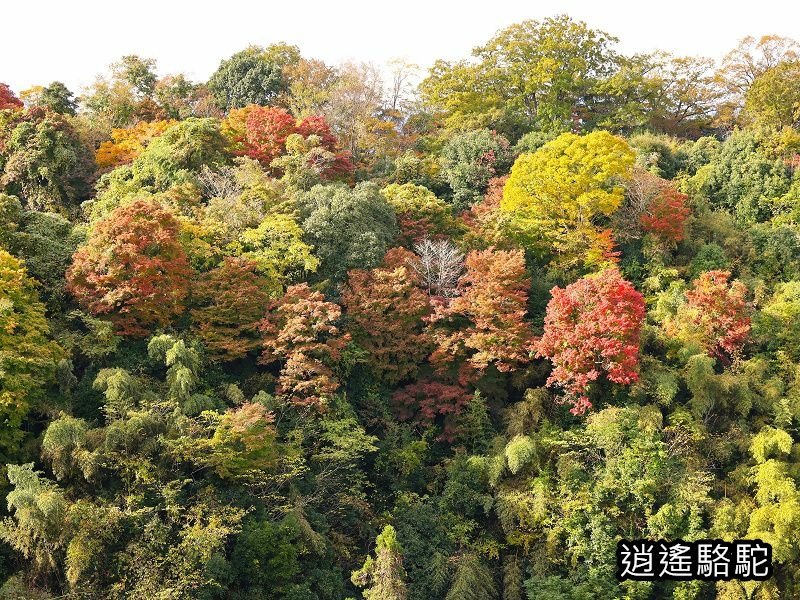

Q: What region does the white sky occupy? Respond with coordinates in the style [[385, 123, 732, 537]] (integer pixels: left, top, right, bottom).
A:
[[2, 0, 799, 95]]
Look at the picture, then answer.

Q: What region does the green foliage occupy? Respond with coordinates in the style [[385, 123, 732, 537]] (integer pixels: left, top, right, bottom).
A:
[[41, 416, 90, 481], [0, 250, 62, 456], [230, 518, 301, 595], [228, 213, 319, 281], [352, 525, 408, 600], [513, 130, 558, 155], [446, 553, 498, 600], [628, 132, 684, 179], [6, 21, 800, 600], [688, 242, 728, 279], [38, 82, 78, 116], [0, 464, 68, 577], [0, 193, 82, 310], [381, 182, 459, 246], [440, 129, 513, 208], [421, 15, 620, 135], [699, 130, 792, 223], [208, 46, 286, 111], [745, 61, 800, 129], [755, 281, 800, 358], [89, 118, 228, 220], [0, 108, 95, 212], [504, 436, 535, 475], [298, 182, 397, 283], [147, 334, 202, 406]]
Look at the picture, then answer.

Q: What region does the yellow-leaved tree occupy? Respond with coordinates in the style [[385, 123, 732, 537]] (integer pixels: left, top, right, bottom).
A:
[[0, 250, 62, 456], [500, 130, 634, 269]]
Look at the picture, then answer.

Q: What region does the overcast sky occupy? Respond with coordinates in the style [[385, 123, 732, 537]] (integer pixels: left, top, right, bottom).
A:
[[2, 0, 799, 95]]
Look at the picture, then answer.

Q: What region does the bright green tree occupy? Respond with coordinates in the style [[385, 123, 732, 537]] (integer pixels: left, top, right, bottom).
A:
[[352, 525, 408, 600]]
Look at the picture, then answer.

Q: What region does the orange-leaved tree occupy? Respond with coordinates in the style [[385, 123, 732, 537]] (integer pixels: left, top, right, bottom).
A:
[[343, 247, 432, 385], [669, 270, 751, 363], [259, 284, 350, 409], [429, 247, 534, 385], [67, 199, 193, 337], [191, 257, 274, 361]]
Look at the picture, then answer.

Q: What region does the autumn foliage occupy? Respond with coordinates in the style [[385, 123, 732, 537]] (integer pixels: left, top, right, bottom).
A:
[[429, 247, 533, 385], [243, 106, 297, 167], [679, 270, 751, 362], [536, 268, 646, 415], [461, 176, 509, 248], [639, 183, 691, 243], [95, 119, 176, 170], [0, 83, 23, 110], [343, 247, 432, 385], [295, 114, 338, 149], [393, 380, 472, 441], [259, 283, 350, 408], [501, 131, 634, 268], [67, 200, 193, 337], [191, 257, 273, 361], [222, 105, 353, 177]]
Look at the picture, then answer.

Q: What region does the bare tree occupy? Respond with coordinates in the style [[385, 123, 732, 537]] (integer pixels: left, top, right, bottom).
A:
[[412, 238, 465, 298], [386, 58, 420, 113], [197, 163, 243, 200], [613, 167, 663, 242]]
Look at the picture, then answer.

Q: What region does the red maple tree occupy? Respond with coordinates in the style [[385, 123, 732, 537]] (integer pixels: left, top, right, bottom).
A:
[[392, 380, 473, 441], [0, 83, 23, 111], [640, 184, 691, 244], [243, 106, 296, 167], [536, 268, 646, 415], [683, 270, 750, 362]]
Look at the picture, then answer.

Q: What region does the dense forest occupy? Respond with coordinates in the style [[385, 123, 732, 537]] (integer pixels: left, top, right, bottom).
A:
[[2, 14, 800, 599]]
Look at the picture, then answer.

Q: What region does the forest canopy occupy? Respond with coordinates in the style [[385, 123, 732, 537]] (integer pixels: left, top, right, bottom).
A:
[[1, 14, 800, 600]]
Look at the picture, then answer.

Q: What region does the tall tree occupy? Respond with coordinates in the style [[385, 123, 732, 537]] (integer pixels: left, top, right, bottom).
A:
[[0, 107, 95, 212], [298, 182, 397, 283], [718, 35, 800, 97], [191, 257, 273, 361], [352, 525, 408, 600], [430, 248, 533, 385], [38, 82, 77, 115], [208, 46, 285, 111], [259, 284, 349, 408], [667, 270, 751, 363], [440, 129, 513, 208], [744, 60, 800, 130], [0, 250, 62, 455], [421, 15, 620, 135], [343, 247, 432, 385], [381, 183, 459, 246]]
